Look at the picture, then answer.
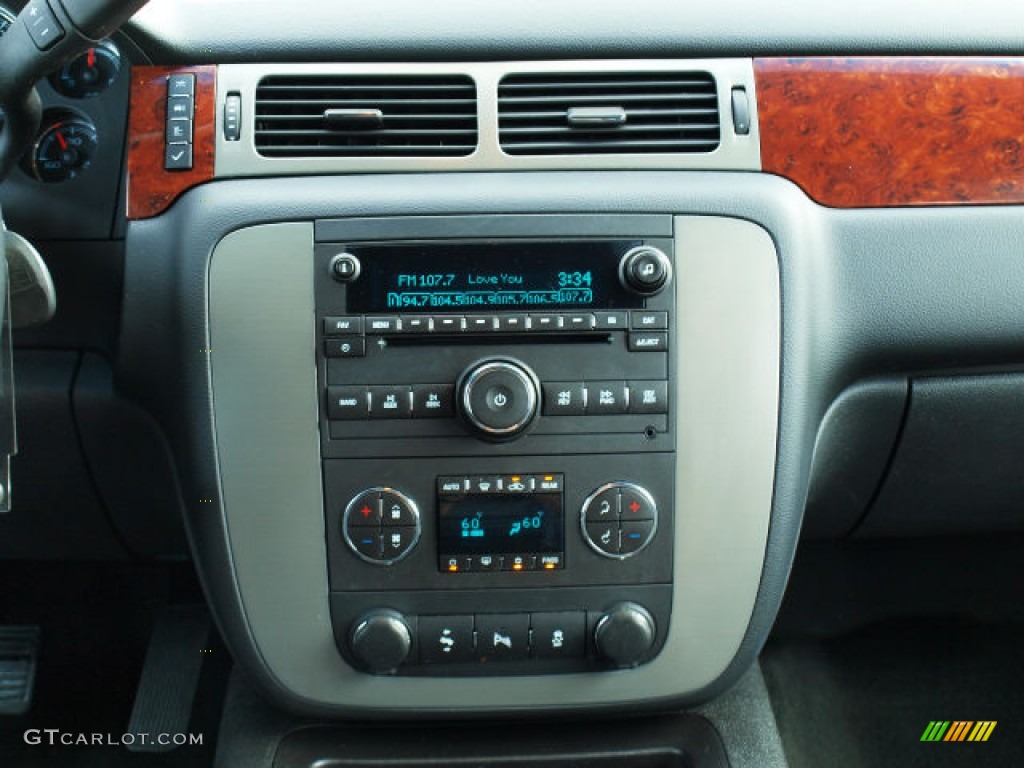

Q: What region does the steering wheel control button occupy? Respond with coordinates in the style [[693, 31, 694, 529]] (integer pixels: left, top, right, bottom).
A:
[[368, 386, 412, 419], [582, 482, 658, 559], [419, 615, 474, 664], [629, 381, 668, 415], [459, 359, 540, 439], [326, 386, 369, 420], [620, 246, 672, 296], [25, 0, 66, 51], [476, 614, 529, 662], [531, 612, 586, 660], [349, 610, 412, 674], [542, 382, 586, 416], [343, 487, 420, 565]]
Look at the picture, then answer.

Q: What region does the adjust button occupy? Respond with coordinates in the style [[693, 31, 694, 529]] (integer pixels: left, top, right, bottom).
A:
[[542, 382, 586, 416], [628, 332, 668, 352], [419, 615, 474, 664]]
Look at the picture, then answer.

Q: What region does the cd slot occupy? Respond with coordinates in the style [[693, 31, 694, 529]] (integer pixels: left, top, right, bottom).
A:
[[385, 332, 613, 347]]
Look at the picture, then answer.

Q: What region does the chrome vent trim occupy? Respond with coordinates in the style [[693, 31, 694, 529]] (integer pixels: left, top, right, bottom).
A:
[[215, 60, 760, 177], [498, 71, 720, 155]]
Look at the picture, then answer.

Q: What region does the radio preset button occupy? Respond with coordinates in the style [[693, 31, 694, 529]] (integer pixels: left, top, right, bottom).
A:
[[595, 311, 629, 330], [564, 313, 596, 331], [365, 316, 400, 334], [434, 315, 464, 333], [324, 316, 363, 336], [496, 315, 530, 333], [326, 386, 369, 420], [412, 384, 454, 418], [465, 315, 496, 332], [369, 386, 412, 418], [586, 381, 629, 415], [542, 382, 586, 416], [629, 380, 668, 415], [401, 316, 432, 333], [324, 337, 366, 358], [628, 331, 668, 352], [530, 314, 561, 331]]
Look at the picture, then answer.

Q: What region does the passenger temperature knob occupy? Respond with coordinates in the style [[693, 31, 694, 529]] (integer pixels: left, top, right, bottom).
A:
[[593, 602, 656, 668]]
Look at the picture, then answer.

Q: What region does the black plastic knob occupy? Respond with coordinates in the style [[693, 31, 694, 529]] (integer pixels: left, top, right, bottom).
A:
[[619, 246, 672, 296], [349, 609, 412, 674], [594, 602, 656, 668], [457, 358, 540, 440]]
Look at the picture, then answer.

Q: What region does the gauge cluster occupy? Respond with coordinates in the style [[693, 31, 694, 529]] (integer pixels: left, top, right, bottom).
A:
[[0, 3, 134, 239]]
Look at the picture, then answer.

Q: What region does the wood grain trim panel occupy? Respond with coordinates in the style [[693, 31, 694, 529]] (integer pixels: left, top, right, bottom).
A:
[[127, 65, 216, 220], [755, 58, 1024, 208]]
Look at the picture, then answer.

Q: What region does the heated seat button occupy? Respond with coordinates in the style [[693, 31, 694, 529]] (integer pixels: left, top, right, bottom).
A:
[[530, 612, 586, 660], [419, 615, 474, 664], [475, 614, 530, 662]]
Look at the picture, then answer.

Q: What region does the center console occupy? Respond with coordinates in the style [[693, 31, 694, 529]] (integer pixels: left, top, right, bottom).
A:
[[312, 223, 676, 675]]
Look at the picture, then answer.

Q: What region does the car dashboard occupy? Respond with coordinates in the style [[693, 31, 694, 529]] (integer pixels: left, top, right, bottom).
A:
[[1, 1, 1023, 767]]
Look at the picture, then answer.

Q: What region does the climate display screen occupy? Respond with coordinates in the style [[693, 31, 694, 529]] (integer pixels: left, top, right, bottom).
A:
[[345, 241, 644, 313], [437, 493, 563, 558]]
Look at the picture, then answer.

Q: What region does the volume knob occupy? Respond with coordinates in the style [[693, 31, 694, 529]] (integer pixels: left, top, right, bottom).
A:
[[457, 358, 540, 441], [594, 602, 656, 668], [349, 609, 412, 674]]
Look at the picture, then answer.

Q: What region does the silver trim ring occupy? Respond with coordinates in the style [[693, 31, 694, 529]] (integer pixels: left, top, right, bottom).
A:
[[342, 486, 422, 566], [460, 359, 539, 437], [580, 481, 659, 560]]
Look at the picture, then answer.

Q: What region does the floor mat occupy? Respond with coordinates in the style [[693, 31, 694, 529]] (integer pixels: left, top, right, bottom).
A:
[[762, 619, 1024, 768]]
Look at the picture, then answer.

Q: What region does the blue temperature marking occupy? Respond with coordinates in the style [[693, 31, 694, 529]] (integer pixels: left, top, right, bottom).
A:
[[461, 530, 485, 538]]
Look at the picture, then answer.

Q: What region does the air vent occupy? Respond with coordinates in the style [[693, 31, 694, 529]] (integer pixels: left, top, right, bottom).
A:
[[498, 72, 720, 155], [254, 74, 477, 158]]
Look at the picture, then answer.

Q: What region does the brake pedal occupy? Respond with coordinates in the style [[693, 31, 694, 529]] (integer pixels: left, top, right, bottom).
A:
[[0, 626, 39, 716], [126, 605, 211, 752]]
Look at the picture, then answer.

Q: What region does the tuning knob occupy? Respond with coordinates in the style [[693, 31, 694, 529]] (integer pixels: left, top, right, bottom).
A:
[[619, 246, 672, 296], [593, 602, 656, 668], [349, 609, 412, 674], [457, 358, 540, 441]]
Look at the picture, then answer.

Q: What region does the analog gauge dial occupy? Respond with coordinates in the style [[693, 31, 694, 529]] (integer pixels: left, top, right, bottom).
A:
[[28, 118, 99, 183], [49, 40, 122, 99]]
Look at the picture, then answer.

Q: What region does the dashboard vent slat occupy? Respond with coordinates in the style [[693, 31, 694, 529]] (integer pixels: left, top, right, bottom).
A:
[[255, 74, 478, 158], [498, 71, 720, 156]]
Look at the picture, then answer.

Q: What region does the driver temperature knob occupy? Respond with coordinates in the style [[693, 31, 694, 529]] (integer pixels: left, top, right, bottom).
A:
[[349, 609, 412, 674], [594, 602, 656, 668], [457, 358, 540, 441]]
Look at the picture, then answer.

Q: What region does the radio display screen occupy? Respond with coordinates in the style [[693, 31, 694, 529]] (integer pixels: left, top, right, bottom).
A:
[[345, 241, 644, 313], [437, 491, 563, 560]]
